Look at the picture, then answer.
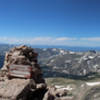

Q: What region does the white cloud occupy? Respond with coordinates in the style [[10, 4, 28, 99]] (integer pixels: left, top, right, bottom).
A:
[[56, 37, 77, 41], [0, 36, 77, 45], [80, 37, 100, 41], [0, 36, 100, 47]]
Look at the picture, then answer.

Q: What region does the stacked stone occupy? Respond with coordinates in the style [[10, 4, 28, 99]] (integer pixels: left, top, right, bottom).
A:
[[2, 45, 45, 83], [3, 45, 37, 67]]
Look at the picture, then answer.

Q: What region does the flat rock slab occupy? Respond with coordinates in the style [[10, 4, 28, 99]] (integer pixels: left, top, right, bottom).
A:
[[0, 77, 30, 100]]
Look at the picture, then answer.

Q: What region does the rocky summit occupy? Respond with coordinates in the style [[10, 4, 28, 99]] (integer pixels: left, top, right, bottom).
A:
[[0, 45, 68, 100]]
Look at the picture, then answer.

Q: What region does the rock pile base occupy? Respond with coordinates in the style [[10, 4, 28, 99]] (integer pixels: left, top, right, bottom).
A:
[[0, 77, 47, 100]]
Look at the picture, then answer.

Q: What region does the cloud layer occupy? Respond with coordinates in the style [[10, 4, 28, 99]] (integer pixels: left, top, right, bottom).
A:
[[0, 36, 100, 47]]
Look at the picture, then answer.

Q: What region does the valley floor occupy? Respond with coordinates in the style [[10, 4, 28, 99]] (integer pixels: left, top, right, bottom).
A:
[[45, 77, 100, 100]]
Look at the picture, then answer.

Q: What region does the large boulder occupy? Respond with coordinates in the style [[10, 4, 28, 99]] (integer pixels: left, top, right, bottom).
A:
[[43, 86, 69, 100], [0, 77, 47, 100]]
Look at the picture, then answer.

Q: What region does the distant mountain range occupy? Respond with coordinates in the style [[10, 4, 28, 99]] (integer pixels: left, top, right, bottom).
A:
[[0, 44, 100, 78], [35, 48, 100, 78], [0, 43, 100, 51], [31, 45, 100, 52]]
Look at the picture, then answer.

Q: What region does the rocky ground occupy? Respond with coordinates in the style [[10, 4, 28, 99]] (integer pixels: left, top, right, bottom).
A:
[[46, 77, 100, 100]]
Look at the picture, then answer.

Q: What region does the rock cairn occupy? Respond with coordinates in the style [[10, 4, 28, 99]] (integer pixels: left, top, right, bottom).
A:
[[0, 45, 47, 100], [4, 45, 38, 67], [2, 45, 44, 83]]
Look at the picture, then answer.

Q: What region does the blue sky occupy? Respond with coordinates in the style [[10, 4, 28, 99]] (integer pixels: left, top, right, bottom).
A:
[[0, 0, 100, 46]]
